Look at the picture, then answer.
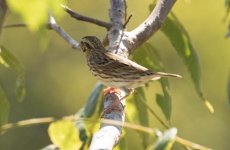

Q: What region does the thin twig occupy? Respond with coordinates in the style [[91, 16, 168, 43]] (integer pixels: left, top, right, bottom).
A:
[[176, 136, 212, 150], [135, 91, 169, 129], [4, 23, 27, 28], [0, 116, 212, 150], [0, 115, 74, 133], [48, 14, 80, 49], [3, 17, 81, 50], [100, 119, 211, 150], [61, 5, 112, 30], [123, 14, 133, 28]]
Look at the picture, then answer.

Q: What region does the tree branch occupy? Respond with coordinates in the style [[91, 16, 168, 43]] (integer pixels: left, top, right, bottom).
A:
[[0, 0, 7, 37], [62, 5, 112, 30], [3, 23, 27, 28], [0, 116, 212, 150], [124, 0, 177, 53], [89, 1, 128, 149], [107, 0, 128, 57], [48, 14, 80, 49]]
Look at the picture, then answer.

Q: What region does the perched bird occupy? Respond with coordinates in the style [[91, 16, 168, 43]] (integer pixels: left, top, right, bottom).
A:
[[80, 36, 182, 90]]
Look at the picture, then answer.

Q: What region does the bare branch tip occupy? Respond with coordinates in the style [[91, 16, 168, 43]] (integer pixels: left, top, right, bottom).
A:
[[123, 13, 133, 28]]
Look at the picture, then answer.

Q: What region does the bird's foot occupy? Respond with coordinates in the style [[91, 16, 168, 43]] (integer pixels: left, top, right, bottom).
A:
[[102, 87, 133, 115], [103, 87, 121, 96]]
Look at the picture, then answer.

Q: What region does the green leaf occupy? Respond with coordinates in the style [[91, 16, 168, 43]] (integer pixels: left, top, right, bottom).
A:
[[153, 128, 177, 150], [0, 46, 25, 102], [0, 86, 10, 126], [126, 87, 149, 148], [228, 72, 230, 107], [225, 0, 230, 37], [225, 0, 230, 19], [84, 83, 104, 118], [72, 83, 103, 149], [6, 0, 66, 31], [132, 43, 164, 71], [156, 87, 171, 120], [74, 108, 89, 149], [161, 13, 214, 113], [161, 13, 201, 94], [48, 120, 82, 150], [132, 44, 173, 120]]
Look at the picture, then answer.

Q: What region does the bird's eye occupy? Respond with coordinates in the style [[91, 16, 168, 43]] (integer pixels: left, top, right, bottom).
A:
[[85, 43, 92, 49]]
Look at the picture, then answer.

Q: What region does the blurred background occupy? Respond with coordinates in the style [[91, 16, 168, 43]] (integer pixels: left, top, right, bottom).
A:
[[0, 0, 229, 149]]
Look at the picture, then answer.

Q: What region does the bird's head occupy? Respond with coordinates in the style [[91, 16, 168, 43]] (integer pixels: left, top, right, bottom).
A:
[[80, 36, 105, 53]]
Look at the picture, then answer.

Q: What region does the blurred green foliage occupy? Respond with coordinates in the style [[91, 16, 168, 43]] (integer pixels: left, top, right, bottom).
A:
[[6, 0, 66, 30], [0, 85, 9, 126], [132, 43, 173, 120], [153, 128, 177, 150], [0, 0, 229, 150], [0, 45, 25, 102]]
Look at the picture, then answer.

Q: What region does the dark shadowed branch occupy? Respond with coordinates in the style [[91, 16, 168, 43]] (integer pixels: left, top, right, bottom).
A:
[[0, 0, 7, 36], [62, 5, 112, 30]]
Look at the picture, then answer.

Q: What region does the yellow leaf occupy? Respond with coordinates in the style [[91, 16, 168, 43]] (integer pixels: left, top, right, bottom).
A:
[[48, 120, 82, 150], [204, 100, 214, 113]]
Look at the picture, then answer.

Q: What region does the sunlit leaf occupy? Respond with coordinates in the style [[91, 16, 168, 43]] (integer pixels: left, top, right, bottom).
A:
[[0, 46, 25, 102], [41, 144, 58, 150], [126, 87, 149, 148], [161, 13, 200, 94], [153, 128, 177, 150], [0, 86, 9, 126], [84, 83, 104, 118], [6, 0, 66, 31], [48, 120, 82, 150], [132, 44, 173, 120], [161, 13, 214, 113], [204, 100, 214, 113]]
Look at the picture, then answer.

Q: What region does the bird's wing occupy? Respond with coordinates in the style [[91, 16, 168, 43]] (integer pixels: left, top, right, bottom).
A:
[[104, 52, 149, 72]]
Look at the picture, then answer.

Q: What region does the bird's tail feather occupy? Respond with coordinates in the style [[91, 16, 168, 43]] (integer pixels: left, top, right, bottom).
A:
[[156, 72, 182, 78]]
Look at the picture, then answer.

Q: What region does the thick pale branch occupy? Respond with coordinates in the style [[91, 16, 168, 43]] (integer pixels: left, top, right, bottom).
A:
[[107, 0, 128, 57], [62, 5, 112, 30], [89, 1, 128, 149], [48, 14, 80, 49], [125, 0, 177, 52]]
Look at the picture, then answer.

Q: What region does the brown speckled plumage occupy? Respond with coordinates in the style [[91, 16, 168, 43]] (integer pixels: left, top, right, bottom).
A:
[[80, 36, 181, 89]]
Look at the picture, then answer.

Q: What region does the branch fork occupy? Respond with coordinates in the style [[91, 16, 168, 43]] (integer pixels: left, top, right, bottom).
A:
[[48, 0, 178, 149]]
